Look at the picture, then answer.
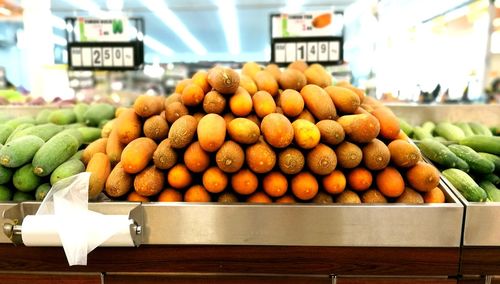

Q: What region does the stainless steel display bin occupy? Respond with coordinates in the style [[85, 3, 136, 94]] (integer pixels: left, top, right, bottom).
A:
[[0, 180, 464, 247]]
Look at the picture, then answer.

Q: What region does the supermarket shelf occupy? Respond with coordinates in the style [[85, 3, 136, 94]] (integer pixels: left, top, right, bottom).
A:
[[387, 103, 500, 126], [0, 180, 463, 247]]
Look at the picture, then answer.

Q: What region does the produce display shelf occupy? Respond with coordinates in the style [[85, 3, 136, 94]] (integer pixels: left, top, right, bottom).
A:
[[387, 103, 500, 127], [0, 180, 463, 247]]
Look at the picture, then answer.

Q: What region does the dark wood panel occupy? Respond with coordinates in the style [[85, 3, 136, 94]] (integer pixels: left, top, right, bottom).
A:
[[461, 247, 500, 275], [457, 278, 485, 284], [105, 274, 330, 284], [0, 244, 459, 276], [337, 278, 456, 284], [0, 273, 101, 284]]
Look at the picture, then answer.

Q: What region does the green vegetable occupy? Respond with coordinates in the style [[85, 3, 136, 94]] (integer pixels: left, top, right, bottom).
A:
[[12, 191, 34, 202], [459, 135, 500, 155], [8, 123, 64, 142], [413, 127, 434, 140], [83, 103, 115, 126], [480, 180, 500, 202], [469, 122, 493, 136], [50, 159, 85, 185], [4, 116, 36, 129], [0, 125, 14, 144], [422, 121, 436, 133], [35, 183, 51, 201], [479, 152, 500, 173], [455, 122, 475, 137], [35, 109, 52, 125], [13, 164, 42, 192], [448, 144, 494, 174], [418, 139, 469, 171], [73, 103, 89, 123], [0, 185, 12, 201], [435, 122, 465, 142], [32, 133, 81, 177], [77, 127, 102, 144], [48, 109, 77, 125], [442, 168, 487, 202], [0, 165, 13, 184], [398, 118, 413, 136], [0, 135, 45, 168]]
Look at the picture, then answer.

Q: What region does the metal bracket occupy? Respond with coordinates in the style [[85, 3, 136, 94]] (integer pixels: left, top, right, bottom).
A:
[[1, 202, 143, 247]]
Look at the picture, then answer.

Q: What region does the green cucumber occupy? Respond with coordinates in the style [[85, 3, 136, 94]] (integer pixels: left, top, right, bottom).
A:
[[442, 168, 487, 202], [0, 185, 12, 201], [12, 191, 34, 202], [48, 109, 76, 125], [0, 125, 14, 144], [398, 118, 413, 136], [418, 139, 469, 171], [83, 103, 115, 126], [63, 123, 86, 129], [422, 121, 436, 133], [0, 135, 45, 168], [433, 136, 448, 143], [413, 127, 434, 140], [59, 128, 84, 145], [77, 127, 101, 144], [50, 159, 85, 185], [480, 180, 500, 202], [35, 109, 52, 125], [8, 123, 64, 142], [435, 122, 465, 142], [70, 150, 84, 161], [13, 164, 42, 192], [32, 133, 80, 177], [459, 135, 500, 155], [35, 183, 51, 201], [5, 123, 35, 143], [98, 119, 110, 128], [469, 122, 493, 136], [448, 144, 495, 174], [4, 116, 36, 129], [0, 165, 13, 184], [491, 126, 500, 136], [482, 173, 500, 186], [455, 122, 475, 137], [73, 103, 89, 123], [479, 153, 500, 172]]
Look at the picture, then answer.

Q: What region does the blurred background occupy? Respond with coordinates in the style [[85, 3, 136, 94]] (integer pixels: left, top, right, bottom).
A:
[[0, 0, 499, 105]]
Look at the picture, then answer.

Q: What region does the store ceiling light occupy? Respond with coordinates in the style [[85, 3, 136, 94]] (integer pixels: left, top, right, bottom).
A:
[[216, 0, 240, 55], [143, 0, 207, 55], [143, 35, 174, 57], [106, 0, 123, 11], [0, 7, 12, 16]]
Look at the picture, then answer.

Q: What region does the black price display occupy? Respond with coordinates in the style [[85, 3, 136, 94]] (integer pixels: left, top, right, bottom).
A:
[[271, 37, 342, 66]]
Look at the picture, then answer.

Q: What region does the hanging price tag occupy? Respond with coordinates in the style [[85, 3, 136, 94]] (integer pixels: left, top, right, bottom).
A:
[[270, 37, 342, 66], [68, 42, 143, 70]]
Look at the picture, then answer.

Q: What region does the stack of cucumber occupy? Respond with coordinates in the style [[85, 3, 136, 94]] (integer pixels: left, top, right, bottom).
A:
[[0, 103, 115, 202], [400, 120, 500, 202]]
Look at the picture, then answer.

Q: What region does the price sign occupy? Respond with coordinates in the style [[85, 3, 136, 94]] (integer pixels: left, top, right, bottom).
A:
[[270, 11, 343, 66], [271, 37, 343, 66], [68, 41, 143, 70]]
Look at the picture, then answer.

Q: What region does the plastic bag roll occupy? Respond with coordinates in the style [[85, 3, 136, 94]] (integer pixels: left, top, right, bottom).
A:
[[22, 215, 134, 247]]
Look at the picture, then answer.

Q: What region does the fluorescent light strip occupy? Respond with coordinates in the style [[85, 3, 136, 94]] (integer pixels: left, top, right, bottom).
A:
[[143, 35, 174, 57], [217, 0, 240, 55], [143, 0, 207, 55]]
